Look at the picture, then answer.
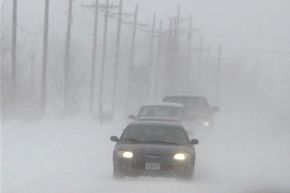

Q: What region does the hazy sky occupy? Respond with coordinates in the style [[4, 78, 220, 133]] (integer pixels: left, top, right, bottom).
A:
[[1, 0, 289, 75], [2, 0, 289, 50]]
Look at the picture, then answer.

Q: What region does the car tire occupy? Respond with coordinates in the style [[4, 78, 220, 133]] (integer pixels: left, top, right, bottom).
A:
[[182, 168, 194, 181], [113, 165, 124, 179], [182, 159, 195, 181]]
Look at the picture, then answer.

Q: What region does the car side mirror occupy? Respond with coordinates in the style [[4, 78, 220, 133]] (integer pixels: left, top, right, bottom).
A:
[[110, 136, 119, 142], [190, 139, 199, 145], [212, 106, 220, 112], [128, 114, 137, 120]]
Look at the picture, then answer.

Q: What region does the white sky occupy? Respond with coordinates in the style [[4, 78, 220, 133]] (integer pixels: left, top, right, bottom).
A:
[[2, 0, 289, 49]]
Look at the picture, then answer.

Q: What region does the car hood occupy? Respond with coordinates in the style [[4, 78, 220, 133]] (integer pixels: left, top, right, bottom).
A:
[[116, 144, 191, 155], [187, 111, 211, 116]]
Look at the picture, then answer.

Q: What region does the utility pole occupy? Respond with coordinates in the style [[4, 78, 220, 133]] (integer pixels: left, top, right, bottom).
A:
[[154, 20, 162, 98], [122, 4, 148, 113], [187, 15, 192, 74], [167, 19, 173, 60], [216, 43, 222, 105], [126, 5, 138, 112], [167, 5, 180, 94], [191, 34, 210, 93], [112, 0, 123, 116], [149, 14, 156, 100], [11, 0, 17, 108], [197, 35, 204, 86], [174, 5, 181, 56], [166, 19, 173, 94], [64, 0, 73, 116], [28, 50, 35, 93], [40, 0, 50, 116], [186, 15, 193, 92], [128, 5, 138, 67], [89, 0, 99, 115], [98, 0, 109, 120], [156, 21, 162, 69]]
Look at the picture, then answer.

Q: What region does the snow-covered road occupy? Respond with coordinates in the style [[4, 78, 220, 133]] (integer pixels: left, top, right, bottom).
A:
[[2, 111, 290, 193]]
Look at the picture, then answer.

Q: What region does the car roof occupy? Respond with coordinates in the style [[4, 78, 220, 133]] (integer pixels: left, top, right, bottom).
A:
[[129, 119, 183, 128], [141, 102, 183, 108]]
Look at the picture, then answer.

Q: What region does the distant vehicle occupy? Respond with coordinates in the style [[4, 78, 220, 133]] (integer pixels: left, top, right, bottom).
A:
[[128, 102, 186, 122], [163, 95, 219, 128], [110, 120, 199, 179]]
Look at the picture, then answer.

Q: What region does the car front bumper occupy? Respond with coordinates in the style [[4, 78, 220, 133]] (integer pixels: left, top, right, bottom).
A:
[[114, 155, 194, 177]]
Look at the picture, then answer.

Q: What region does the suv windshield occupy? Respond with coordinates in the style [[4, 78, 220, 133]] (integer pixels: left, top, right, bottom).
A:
[[121, 125, 188, 145], [164, 96, 210, 113], [137, 106, 185, 121]]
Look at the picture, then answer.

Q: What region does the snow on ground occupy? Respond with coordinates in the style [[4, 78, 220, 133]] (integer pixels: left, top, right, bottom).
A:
[[2, 110, 290, 193]]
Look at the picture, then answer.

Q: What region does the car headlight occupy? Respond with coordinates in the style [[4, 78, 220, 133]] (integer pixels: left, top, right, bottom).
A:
[[202, 121, 210, 127], [117, 151, 133, 159], [173, 153, 187, 161]]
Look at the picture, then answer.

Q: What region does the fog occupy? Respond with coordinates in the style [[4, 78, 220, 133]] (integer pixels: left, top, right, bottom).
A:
[[1, 0, 290, 193]]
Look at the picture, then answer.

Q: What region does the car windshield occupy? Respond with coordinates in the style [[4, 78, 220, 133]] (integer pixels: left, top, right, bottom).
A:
[[121, 125, 188, 145], [137, 106, 185, 121], [164, 97, 210, 113]]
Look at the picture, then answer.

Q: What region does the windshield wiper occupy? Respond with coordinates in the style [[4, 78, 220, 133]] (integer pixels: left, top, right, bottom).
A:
[[122, 138, 144, 144]]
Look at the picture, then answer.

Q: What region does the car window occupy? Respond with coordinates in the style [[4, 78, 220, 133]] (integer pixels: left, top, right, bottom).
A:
[[121, 125, 188, 145], [138, 106, 185, 120], [164, 97, 210, 113]]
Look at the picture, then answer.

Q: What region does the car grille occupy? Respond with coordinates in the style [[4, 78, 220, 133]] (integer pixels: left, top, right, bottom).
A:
[[131, 153, 175, 171]]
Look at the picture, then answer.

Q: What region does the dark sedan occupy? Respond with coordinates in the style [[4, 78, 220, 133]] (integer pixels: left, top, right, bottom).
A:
[[163, 95, 219, 128], [110, 120, 199, 180]]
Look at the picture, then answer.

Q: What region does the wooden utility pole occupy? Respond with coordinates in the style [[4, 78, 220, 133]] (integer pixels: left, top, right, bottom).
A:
[[98, 0, 109, 119], [191, 34, 210, 94], [11, 0, 17, 104], [40, 0, 50, 115], [122, 4, 149, 113], [28, 50, 35, 93], [154, 20, 162, 98], [174, 5, 181, 55], [167, 5, 180, 94], [64, 0, 73, 116], [149, 14, 156, 100], [129, 5, 138, 67], [187, 15, 192, 72], [126, 4, 138, 113], [166, 19, 173, 94], [197, 35, 204, 85], [89, 0, 99, 115], [156, 21, 162, 69], [112, 0, 123, 115], [167, 19, 173, 59]]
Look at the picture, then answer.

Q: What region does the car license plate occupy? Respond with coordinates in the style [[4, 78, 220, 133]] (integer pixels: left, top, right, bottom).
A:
[[145, 162, 160, 170]]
